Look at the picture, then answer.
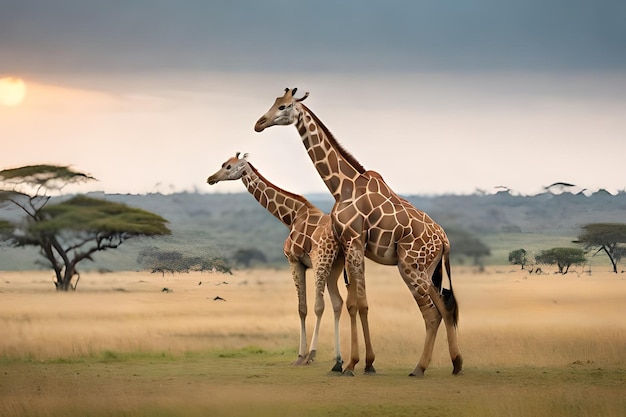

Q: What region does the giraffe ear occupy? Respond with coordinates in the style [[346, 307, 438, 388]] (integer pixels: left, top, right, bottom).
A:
[[296, 91, 309, 102], [242, 153, 249, 160]]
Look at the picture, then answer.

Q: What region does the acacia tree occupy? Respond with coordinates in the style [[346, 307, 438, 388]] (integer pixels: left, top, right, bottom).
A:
[[508, 248, 529, 270], [575, 223, 626, 273], [535, 247, 586, 274], [0, 165, 171, 291]]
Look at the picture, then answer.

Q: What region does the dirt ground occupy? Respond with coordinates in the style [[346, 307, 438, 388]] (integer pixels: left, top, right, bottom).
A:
[[0, 263, 624, 416]]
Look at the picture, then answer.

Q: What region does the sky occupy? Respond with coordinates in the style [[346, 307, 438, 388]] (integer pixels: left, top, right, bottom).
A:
[[1, 0, 625, 197]]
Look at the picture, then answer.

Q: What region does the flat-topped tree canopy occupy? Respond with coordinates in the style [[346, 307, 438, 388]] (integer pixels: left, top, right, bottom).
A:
[[0, 164, 96, 190], [32, 195, 170, 236]]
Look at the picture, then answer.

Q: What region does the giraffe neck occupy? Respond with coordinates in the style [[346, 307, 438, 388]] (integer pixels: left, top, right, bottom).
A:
[[241, 161, 309, 227], [296, 103, 366, 201]]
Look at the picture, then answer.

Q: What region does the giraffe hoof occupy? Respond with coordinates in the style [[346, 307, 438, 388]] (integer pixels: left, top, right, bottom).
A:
[[331, 360, 344, 373], [292, 355, 306, 366], [409, 367, 425, 378], [305, 350, 317, 365], [364, 365, 376, 374], [342, 369, 355, 377], [452, 355, 463, 375]]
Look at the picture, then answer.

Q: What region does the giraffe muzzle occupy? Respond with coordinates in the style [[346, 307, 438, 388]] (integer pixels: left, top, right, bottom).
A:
[[254, 118, 267, 132]]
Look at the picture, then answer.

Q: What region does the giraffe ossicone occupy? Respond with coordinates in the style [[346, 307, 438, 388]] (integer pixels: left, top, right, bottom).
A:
[[207, 152, 345, 372], [255, 89, 463, 377]]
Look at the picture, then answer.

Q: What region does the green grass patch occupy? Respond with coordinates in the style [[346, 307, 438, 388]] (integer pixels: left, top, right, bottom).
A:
[[0, 349, 179, 366], [1, 352, 624, 417], [0, 346, 294, 367], [216, 345, 266, 358], [94, 349, 184, 364]]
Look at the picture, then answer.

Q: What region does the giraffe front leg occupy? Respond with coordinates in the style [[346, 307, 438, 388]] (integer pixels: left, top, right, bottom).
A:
[[288, 258, 308, 366], [345, 279, 376, 375], [343, 277, 359, 376], [359, 309, 376, 374], [342, 245, 372, 376], [356, 269, 376, 374], [326, 259, 345, 372], [305, 263, 327, 365]]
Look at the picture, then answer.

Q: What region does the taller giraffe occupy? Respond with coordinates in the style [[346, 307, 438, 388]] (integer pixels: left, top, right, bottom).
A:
[[255, 88, 462, 377], [207, 152, 345, 372]]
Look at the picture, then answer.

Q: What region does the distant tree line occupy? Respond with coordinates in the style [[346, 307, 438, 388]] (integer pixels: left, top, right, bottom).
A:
[[137, 247, 232, 276], [509, 223, 626, 274]]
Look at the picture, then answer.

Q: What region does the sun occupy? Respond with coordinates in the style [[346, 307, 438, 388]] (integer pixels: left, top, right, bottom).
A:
[[0, 77, 27, 107]]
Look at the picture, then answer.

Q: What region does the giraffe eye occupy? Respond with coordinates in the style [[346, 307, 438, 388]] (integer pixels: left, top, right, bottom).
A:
[[278, 105, 286, 110], [226, 164, 231, 170]]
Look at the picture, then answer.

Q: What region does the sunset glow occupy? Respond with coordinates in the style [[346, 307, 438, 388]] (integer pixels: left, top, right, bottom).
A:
[[0, 77, 27, 107]]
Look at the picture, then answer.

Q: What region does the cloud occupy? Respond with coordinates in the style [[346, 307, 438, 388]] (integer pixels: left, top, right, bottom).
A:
[[2, 1, 625, 76]]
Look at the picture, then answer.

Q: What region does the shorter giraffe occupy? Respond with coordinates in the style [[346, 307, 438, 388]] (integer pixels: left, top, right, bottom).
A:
[[207, 152, 345, 371]]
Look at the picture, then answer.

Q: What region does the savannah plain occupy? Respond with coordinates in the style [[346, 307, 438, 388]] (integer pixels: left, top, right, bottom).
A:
[[0, 263, 624, 417]]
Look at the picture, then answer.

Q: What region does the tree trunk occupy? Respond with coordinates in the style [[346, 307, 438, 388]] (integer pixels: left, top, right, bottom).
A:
[[53, 270, 63, 290], [55, 266, 78, 291], [56, 272, 72, 291], [602, 245, 618, 273], [608, 248, 618, 273]]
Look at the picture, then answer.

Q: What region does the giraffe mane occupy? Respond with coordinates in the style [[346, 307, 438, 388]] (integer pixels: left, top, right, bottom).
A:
[[300, 103, 366, 174], [246, 161, 316, 208]]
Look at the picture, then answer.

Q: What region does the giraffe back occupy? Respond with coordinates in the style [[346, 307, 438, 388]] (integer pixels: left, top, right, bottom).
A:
[[333, 170, 449, 269]]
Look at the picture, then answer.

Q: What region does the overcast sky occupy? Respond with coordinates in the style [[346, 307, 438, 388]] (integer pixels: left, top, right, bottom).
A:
[[1, 1, 625, 196]]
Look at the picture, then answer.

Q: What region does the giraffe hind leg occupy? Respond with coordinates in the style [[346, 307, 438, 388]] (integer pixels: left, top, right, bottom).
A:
[[409, 294, 442, 377], [428, 285, 463, 375], [396, 258, 443, 377]]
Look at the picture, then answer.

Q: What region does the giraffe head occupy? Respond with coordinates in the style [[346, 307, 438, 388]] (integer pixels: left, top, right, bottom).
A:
[[254, 87, 309, 132], [207, 152, 250, 185]]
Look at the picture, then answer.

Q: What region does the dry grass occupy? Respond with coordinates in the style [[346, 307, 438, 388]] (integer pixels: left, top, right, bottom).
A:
[[0, 263, 625, 416]]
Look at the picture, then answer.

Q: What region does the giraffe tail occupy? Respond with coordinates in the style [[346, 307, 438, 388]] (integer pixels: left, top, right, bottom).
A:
[[434, 252, 459, 327]]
